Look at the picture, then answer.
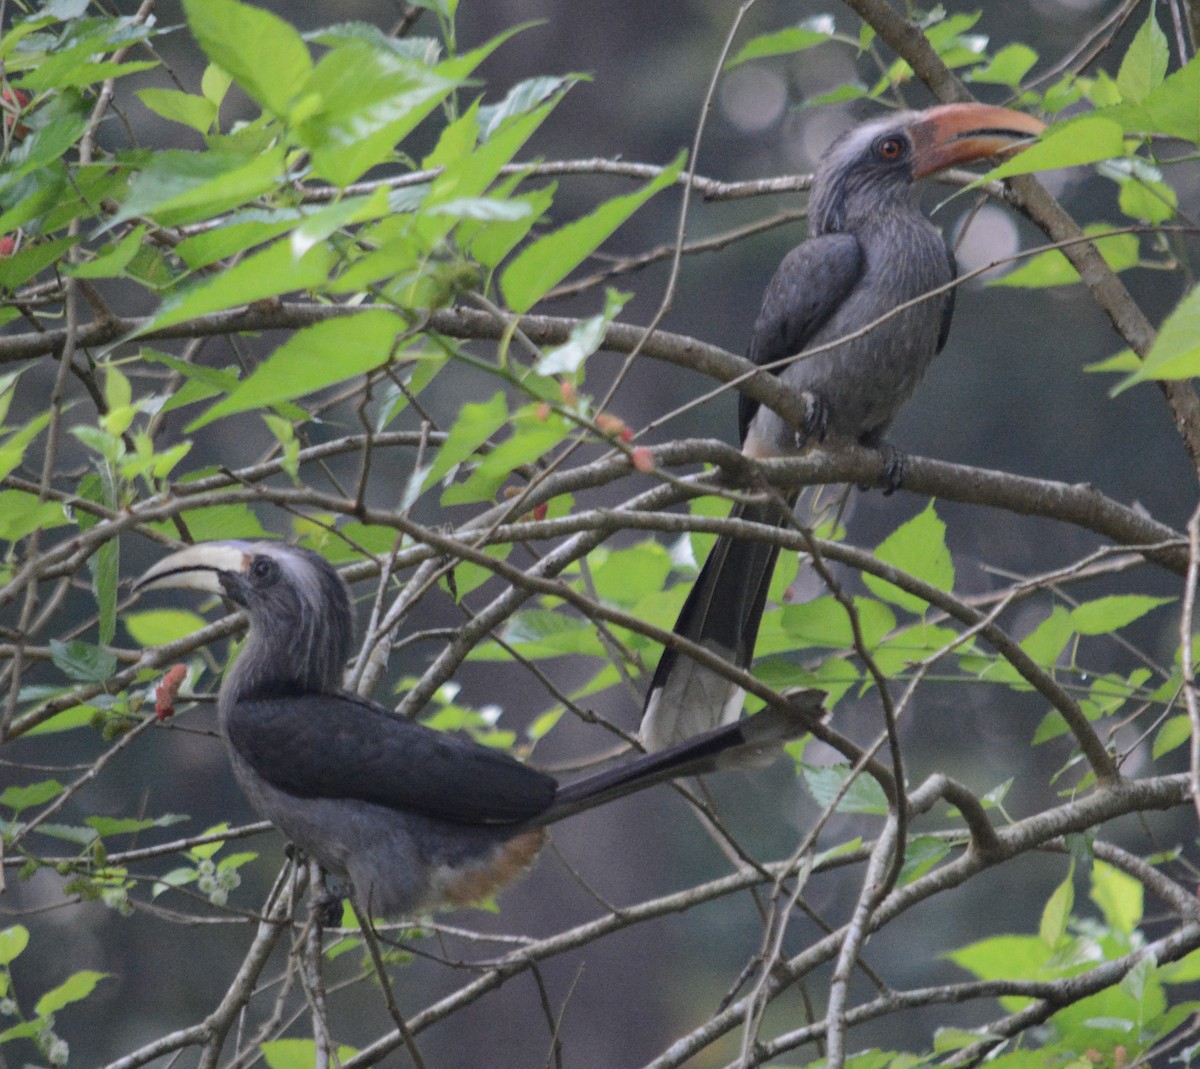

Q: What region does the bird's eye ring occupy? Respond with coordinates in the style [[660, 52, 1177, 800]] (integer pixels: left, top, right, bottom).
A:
[[876, 136, 905, 160], [248, 557, 276, 583]]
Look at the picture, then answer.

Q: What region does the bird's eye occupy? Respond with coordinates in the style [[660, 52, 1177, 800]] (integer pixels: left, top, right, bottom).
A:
[[876, 136, 905, 160], [248, 557, 277, 585]]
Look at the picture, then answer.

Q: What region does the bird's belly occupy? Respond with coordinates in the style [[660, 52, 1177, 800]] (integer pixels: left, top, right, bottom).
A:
[[228, 752, 540, 917], [756, 285, 948, 451]]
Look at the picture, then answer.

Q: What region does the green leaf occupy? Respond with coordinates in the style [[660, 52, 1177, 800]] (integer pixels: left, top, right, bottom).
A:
[[35, 969, 110, 1016], [898, 836, 950, 885], [441, 406, 572, 506], [478, 74, 577, 140], [991, 225, 1139, 289], [534, 290, 629, 376], [0, 93, 89, 193], [188, 310, 405, 429], [139, 238, 336, 334], [189, 824, 231, 860], [1020, 606, 1073, 668], [1069, 595, 1172, 635], [1161, 946, 1200, 983], [802, 763, 889, 815], [1152, 715, 1190, 760], [1116, 11, 1169, 103], [183, 0, 312, 116], [49, 638, 118, 683], [1039, 864, 1074, 947], [0, 235, 76, 290], [443, 544, 514, 602], [420, 391, 509, 493], [1085, 348, 1140, 374], [148, 502, 267, 542], [0, 1020, 41, 1043], [86, 814, 187, 837], [296, 42, 459, 187], [1096, 51, 1200, 143], [947, 933, 1051, 1004], [25, 705, 96, 736], [463, 181, 556, 270], [417, 97, 558, 248], [1090, 859, 1142, 934], [725, 21, 836, 69], [498, 610, 606, 658], [108, 144, 287, 230], [501, 151, 685, 312], [66, 224, 147, 279], [29, 58, 158, 91], [0, 489, 68, 541], [781, 595, 896, 649], [1087, 70, 1124, 107], [91, 534, 119, 645], [983, 116, 1125, 180], [0, 410, 49, 484], [175, 208, 311, 270], [261, 1039, 360, 1069], [968, 43, 1037, 87], [591, 542, 673, 608], [802, 83, 872, 109], [124, 608, 210, 646], [137, 87, 217, 134], [0, 925, 29, 965], [934, 1027, 1001, 1053], [305, 23, 441, 63], [863, 502, 954, 613], [1117, 170, 1177, 222], [200, 61, 233, 103], [1, 779, 63, 812], [1119, 950, 1156, 1007], [1113, 285, 1200, 394]]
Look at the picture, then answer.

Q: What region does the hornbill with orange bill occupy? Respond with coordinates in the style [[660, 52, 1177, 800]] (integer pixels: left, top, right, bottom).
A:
[[640, 104, 1044, 752]]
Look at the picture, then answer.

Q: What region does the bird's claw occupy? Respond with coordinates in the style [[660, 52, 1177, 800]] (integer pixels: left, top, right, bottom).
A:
[[794, 392, 829, 450], [314, 871, 352, 927], [313, 891, 345, 928], [879, 445, 906, 495]]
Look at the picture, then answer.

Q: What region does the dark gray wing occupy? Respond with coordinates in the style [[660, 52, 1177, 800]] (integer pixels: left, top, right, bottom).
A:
[[739, 232, 864, 442], [225, 692, 557, 825]]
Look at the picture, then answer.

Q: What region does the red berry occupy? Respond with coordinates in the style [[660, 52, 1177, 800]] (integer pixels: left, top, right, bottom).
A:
[[594, 413, 626, 436], [154, 664, 188, 721], [2, 87, 30, 141]]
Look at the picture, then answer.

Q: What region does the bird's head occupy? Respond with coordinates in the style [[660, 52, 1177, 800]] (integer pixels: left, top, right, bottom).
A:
[[809, 103, 1045, 234], [136, 540, 354, 696]]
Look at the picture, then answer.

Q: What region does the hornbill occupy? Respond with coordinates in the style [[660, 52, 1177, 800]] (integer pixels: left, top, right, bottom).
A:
[[640, 104, 1044, 752], [136, 541, 813, 918]]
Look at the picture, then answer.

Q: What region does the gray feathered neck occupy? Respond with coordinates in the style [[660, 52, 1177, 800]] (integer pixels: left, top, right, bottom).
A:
[[225, 544, 354, 700], [807, 111, 924, 237]]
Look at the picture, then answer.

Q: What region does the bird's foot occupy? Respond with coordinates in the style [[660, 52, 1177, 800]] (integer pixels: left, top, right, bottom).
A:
[[853, 439, 906, 494], [313, 871, 352, 927], [878, 444, 906, 495], [793, 391, 829, 450], [313, 890, 346, 928]]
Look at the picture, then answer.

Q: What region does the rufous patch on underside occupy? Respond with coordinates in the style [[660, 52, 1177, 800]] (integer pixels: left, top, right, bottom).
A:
[[440, 829, 547, 907]]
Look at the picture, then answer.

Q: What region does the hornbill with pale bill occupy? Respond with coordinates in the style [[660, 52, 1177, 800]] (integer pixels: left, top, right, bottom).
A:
[[639, 104, 1045, 752], [136, 541, 815, 918]]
